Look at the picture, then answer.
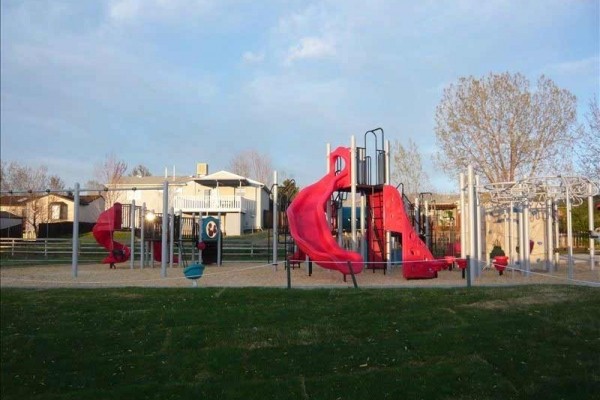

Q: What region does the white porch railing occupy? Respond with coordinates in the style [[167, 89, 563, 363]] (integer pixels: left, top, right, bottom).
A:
[[172, 195, 255, 213]]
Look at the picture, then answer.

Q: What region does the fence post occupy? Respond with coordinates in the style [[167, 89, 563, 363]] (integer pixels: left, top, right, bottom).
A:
[[347, 261, 358, 289], [466, 255, 471, 288]]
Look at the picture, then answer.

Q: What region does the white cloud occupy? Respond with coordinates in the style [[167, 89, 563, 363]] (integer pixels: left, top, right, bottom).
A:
[[285, 37, 336, 65], [242, 51, 265, 64], [542, 56, 599, 76]]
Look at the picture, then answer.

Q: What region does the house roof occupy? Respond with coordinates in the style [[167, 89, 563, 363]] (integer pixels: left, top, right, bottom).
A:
[[0, 194, 103, 206], [0, 210, 22, 219], [194, 170, 266, 188], [111, 176, 193, 186]]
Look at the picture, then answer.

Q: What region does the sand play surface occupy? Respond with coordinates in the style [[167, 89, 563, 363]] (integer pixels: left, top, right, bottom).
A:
[[1, 259, 598, 289]]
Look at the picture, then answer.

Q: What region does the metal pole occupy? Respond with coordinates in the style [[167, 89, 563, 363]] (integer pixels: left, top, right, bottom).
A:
[[554, 202, 560, 268], [71, 183, 80, 278], [178, 209, 183, 266], [272, 170, 278, 268], [130, 199, 135, 269], [351, 135, 357, 251], [414, 197, 420, 233], [546, 199, 553, 272], [347, 261, 358, 289], [326, 143, 332, 228], [161, 180, 168, 277], [468, 166, 477, 283], [460, 173, 466, 258], [588, 183, 595, 270], [524, 203, 530, 274], [503, 209, 509, 258], [169, 206, 175, 268], [140, 202, 146, 269], [509, 202, 514, 267], [466, 255, 471, 288], [385, 139, 392, 269], [424, 199, 430, 248], [217, 212, 222, 265], [566, 184, 574, 279], [518, 205, 524, 271], [475, 175, 483, 277], [360, 195, 366, 261]]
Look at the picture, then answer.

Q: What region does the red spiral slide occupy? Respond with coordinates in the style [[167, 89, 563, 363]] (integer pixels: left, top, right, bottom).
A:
[[92, 202, 131, 266], [286, 147, 363, 275]]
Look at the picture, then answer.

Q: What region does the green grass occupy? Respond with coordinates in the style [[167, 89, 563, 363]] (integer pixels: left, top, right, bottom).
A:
[[2, 286, 599, 399]]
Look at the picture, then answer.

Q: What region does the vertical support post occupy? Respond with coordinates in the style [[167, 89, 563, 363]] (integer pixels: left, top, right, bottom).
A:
[[518, 204, 524, 271], [509, 202, 514, 267], [161, 180, 169, 278], [178, 209, 183, 266], [217, 211, 222, 266], [459, 173, 466, 258], [503, 209, 509, 258], [360, 195, 366, 261], [523, 201, 531, 277], [466, 255, 471, 288], [468, 166, 477, 283], [169, 206, 175, 268], [385, 139, 392, 270], [326, 144, 332, 228], [566, 184, 574, 279], [553, 202, 560, 268], [347, 261, 358, 289], [140, 202, 146, 269], [71, 183, 80, 278], [475, 175, 483, 277], [414, 197, 420, 233], [130, 199, 135, 269], [350, 135, 357, 251], [588, 183, 595, 270], [272, 170, 278, 268], [546, 199, 553, 272], [424, 200, 430, 248]]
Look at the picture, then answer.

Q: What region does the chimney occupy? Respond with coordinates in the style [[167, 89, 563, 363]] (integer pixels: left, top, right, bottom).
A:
[[196, 163, 208, 177]]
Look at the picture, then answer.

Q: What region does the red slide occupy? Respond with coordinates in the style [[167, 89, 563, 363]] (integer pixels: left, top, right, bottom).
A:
[[287, 147, 363, 275], [151, 241, 179, 263], [92, 203, 131, 266], [383, 186, 443, 279]]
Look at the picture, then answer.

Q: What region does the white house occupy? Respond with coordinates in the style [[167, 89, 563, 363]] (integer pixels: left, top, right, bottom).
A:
[[107, 164, 271, 236]]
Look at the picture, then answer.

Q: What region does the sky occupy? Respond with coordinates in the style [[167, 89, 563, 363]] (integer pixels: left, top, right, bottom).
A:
[[1, 0, 598, 192]]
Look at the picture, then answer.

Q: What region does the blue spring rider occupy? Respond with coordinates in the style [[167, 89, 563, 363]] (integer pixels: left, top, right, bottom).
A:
[[183, 263, 205, 287]]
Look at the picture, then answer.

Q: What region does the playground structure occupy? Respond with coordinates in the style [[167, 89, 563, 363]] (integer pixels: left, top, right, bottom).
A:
[[1, 135, 597, 285], [284, 129, 448, 280], [277, 129, 599, 282], [91, 200, 223, 269], [92, 202, 131, 268]]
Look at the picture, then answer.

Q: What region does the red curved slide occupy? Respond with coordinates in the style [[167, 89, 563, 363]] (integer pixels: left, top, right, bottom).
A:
[[92, 202, 131, 265], [287, 147, 363, 275]]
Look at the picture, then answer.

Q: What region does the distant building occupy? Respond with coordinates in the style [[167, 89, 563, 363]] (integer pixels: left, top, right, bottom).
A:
[[0, 194, 105, 238], [106, 164, 271, 236]]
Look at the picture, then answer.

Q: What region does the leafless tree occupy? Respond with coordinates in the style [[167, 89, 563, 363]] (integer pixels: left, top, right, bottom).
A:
[[93, 153, 128, 208], [228, 150, 273, 186], [434, 73, 578, 184], [390, 139, 431, 199], [577, 97, 600, 182], [0, 161, 67, 236], [130, 164, 152, 177]]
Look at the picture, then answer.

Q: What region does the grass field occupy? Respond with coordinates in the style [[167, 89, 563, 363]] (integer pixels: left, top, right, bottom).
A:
[[1, 285, 599, 399]]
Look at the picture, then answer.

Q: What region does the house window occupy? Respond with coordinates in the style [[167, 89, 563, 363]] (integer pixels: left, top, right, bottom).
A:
[[49, 202, 68, 221]]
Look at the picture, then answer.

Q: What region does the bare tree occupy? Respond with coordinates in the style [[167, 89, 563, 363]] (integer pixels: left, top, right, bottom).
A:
[[93, 153, 128, 207], [434, 73, 578, 183], [577, 97, 600, 182], [0, 161, 67, 236], [130, 164, 152, 177], [228, 150, 273, 186], [390, 139, 431, 199]]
